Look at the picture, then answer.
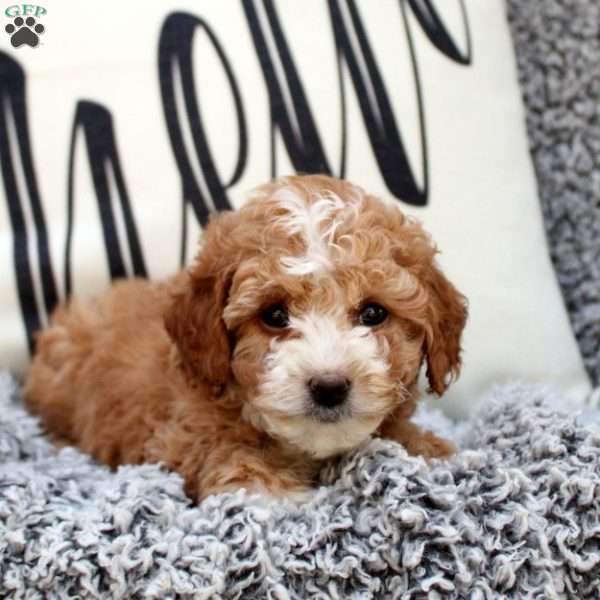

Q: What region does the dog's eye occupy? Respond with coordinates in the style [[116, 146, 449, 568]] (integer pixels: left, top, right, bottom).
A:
[[261, 304, 290, 328], [359, 303, 388, 327]]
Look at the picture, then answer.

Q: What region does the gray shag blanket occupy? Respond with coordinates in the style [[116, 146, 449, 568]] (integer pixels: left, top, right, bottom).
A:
[[506, 0, 600, 385], [2, 372, 600, 599]]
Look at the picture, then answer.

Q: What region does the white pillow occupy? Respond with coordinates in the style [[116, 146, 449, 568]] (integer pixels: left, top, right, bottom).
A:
[[0, 1, 590, 417]]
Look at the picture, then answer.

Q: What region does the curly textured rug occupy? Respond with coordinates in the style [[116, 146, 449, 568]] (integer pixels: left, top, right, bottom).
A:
[[1, 371, 600, 598], [506, 0, 600, 386]]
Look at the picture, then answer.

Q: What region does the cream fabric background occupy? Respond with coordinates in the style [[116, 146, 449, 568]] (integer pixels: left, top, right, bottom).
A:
[[0, 1, 590, 418]]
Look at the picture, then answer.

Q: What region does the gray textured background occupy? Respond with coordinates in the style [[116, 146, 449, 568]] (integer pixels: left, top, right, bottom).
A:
[[506, 0, 600, 385]]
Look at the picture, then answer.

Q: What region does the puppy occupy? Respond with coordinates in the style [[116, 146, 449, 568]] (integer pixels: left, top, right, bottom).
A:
[[24, 175, 467, 502]]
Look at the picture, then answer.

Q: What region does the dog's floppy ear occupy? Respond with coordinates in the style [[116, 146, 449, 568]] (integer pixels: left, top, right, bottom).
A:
[[164, 213, 238, 388], [422, 262, 468, 396]]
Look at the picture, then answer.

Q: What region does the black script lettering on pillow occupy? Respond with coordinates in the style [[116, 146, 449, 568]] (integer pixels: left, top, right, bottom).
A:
[[0, 1, 471, 355]]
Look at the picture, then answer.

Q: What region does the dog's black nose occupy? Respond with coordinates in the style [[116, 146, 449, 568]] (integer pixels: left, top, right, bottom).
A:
[[308, 374, 351, 408]]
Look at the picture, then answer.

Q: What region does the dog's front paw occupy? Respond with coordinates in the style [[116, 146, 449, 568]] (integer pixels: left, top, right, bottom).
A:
[[380, 419, 457, 460], [418, 432, 456, 459]]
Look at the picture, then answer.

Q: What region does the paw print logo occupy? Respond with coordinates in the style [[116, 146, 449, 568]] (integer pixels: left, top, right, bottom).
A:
[[5, 16, 45, 48]]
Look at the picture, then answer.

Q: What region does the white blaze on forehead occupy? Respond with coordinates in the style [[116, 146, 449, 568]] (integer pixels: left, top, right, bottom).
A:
[[274, 187, 360, 275]]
